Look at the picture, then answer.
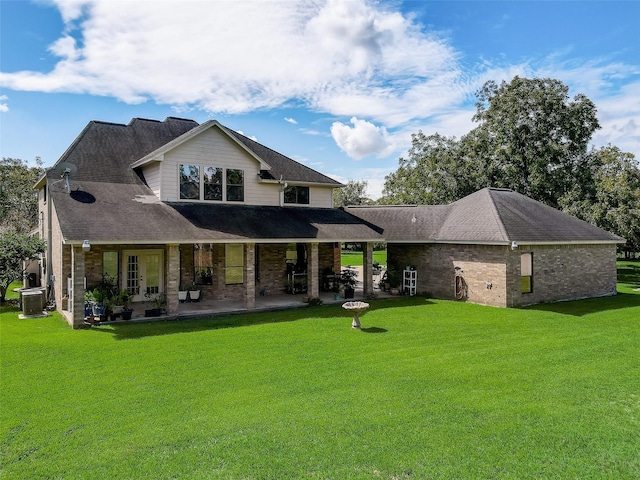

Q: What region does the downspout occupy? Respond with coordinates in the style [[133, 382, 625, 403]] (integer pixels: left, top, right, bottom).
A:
[[46, 182, 54, 301]]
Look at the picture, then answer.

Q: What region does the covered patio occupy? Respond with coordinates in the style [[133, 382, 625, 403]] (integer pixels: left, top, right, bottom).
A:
[[78, 266, 392, 326]]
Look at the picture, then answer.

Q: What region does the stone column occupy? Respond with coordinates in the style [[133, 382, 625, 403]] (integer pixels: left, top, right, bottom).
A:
[[166, 244, 180, 316], [245, 243, 256, 310], [362, 242, 374, 297], [308, 242, 319, 298], [71, 245, 85, 329]]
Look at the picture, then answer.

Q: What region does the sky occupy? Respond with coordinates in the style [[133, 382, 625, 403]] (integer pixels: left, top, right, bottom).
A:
[[1, 0, 639, 199]]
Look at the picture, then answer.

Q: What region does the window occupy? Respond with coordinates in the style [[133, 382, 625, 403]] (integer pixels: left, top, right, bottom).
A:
[[194, 243, 214, 285], [103, 251, 119, 280], [284, 185, 309, 204], [180, 164, 200, 199], [226, 169, 244, 202], [521, 253, 533, 293], [203, 167, 222, 201], [225, 244, 244, 284]]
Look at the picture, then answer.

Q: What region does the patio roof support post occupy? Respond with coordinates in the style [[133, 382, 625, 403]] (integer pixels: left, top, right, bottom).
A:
[[245, 243, 256, 310], [166, 244, 180, 316], [71, 245, 85, 329], [362, 242, 374, 297], [308, 242, 319, 299]]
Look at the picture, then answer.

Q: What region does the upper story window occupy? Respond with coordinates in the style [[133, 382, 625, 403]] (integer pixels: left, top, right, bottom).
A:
[[204, 167, 222, 201], [179, 165, 243, 202], [180, 165, 200, 200], [226, 169, 244, 202], [284, 185, 309, 205]]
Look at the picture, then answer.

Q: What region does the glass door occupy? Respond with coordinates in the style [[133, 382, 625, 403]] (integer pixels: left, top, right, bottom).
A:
[[124, 250, 163, 302]]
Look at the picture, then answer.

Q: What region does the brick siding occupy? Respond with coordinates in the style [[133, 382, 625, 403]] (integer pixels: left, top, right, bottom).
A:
[[388, 243, 618, 307]]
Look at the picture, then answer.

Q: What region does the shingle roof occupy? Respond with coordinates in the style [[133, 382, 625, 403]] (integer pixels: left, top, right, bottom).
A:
[[221, 126, 342, 186], [46, 116, 375, 244], [49, 117, 199, 185], [49, 117, 342, 187], [346, 188, 624, 244], [49, 181, 382, 243]]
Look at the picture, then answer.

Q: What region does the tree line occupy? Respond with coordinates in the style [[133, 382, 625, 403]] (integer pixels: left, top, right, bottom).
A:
[[335, 77, 640, 254]]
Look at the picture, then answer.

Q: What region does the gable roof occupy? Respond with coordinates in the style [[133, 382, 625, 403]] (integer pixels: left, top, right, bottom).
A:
[[48, 117, 342, 187], [129, 119, 342, 187], [44, 115, 374, 244], [346, 188, 624, 245]]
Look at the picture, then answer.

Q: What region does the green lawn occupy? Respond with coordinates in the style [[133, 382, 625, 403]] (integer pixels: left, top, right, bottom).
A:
[[1, 263, 639, 479], [342, 250, 387, 267]]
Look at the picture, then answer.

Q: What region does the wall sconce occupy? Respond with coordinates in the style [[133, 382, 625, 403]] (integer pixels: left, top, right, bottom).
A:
[[82, 240, 91, 252], [511, 241, 518, 250]]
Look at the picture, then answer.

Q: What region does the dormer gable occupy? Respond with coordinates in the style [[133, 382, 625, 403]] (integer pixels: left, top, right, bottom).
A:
[[130, 120, 272, 172]]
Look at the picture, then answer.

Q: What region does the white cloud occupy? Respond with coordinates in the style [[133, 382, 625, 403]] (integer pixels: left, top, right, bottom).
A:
[[331, 117, 393, 159], [1, 0, 637, 164], [0, 0, 462, 121], [0, 95, 8, 112], [284, 117, 298, 124]]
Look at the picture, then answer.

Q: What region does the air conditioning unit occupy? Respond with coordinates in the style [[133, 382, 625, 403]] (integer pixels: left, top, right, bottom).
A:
[[22, 290, 45, 316]]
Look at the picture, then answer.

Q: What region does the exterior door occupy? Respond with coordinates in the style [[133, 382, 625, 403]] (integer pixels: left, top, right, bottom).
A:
[[124, 250, 164, 302]]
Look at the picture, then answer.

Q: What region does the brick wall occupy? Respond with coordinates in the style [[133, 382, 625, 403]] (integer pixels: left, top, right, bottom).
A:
[[388, 242, 618, 307], [510, 244, 618, 306]]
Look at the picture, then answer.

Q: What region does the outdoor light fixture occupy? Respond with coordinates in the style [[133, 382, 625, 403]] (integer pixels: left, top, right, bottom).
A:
[[82, 240, 91, 252], [511, 241, 519, 250]]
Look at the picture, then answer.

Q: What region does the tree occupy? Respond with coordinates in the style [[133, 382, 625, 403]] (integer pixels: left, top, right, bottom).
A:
[[333, 180, 370, 207], [0, 157, 45, 234], [560, 145, 640, 254], [381, 77, 602, 209], [381, 132, 469, 205], [471, 76, 600, 208], [0, 231, 46, 305]]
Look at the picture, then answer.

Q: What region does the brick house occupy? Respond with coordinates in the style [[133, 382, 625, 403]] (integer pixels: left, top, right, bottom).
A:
[[36, 117, 383, 328], [346, 188, 624, 307], [35, 117, 624, 328]]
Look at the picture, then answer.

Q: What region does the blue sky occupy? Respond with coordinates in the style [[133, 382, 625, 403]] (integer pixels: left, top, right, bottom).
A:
[[1, 0, 638, 199]]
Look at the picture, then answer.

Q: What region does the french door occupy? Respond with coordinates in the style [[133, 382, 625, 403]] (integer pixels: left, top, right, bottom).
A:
[[124, 250, 164, 302]]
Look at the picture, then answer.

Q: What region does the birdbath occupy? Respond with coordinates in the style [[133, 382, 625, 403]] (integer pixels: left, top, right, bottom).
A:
[[342, 301, 369, 329]]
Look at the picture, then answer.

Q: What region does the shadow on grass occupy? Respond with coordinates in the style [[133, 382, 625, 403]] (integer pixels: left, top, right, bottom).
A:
[[361, 326, 388, 333], [90, 296, 429, 340], [617, 261, 640, 287], [523, 291, 640, 317]]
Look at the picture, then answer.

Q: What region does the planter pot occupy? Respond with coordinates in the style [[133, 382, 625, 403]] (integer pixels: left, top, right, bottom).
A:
[[121, 310, 133, 320], [145, 308, 161, 317], [390, 288, 399, 295], [344, 287, 355, 299], [178, 291, 188, 303], [188, 290, 201, 302]]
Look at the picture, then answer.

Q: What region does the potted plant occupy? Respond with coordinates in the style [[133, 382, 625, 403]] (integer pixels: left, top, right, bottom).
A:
[[144, 292, 167, 317], [188, 284, 201, 302], [178, 289, 188, 303], [385, 266, 401, 295], [118, 290, 133, 320], [340, 267, 358, 299], [372, 261, 381, 276]]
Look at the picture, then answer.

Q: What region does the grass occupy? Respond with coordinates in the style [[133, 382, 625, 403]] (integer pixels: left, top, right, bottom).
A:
[[1, 264, 639, 479], [341, 250, 387, 267]]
